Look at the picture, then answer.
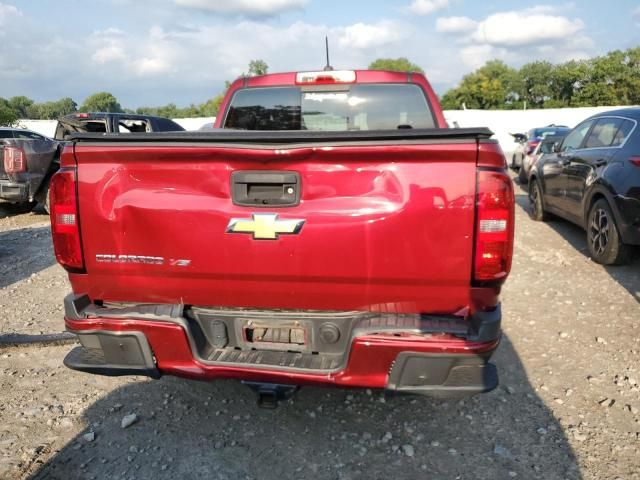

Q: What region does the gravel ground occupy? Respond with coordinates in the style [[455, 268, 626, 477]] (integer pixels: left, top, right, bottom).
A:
[[0, 179, 638, 480]]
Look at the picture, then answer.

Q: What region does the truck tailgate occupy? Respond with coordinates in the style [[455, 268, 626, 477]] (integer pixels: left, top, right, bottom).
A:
[[72, 135, 483, 314]]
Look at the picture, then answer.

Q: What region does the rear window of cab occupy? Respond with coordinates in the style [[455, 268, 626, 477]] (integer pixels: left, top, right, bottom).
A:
[[223, 84, 435, 131]]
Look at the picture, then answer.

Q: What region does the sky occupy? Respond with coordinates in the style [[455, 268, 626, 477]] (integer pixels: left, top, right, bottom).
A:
[[1, 0, 639, 109]]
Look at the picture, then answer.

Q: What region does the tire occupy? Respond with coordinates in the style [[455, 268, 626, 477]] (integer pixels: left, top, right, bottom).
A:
[[528, 179, 547, 221], [510, 154, 518, 170], [587, 199, 630, 265], [518, 165, 528, 184], [43, 183, 51, 214]]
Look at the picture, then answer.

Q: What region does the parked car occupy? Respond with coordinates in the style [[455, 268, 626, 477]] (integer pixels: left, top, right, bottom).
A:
[[528, 108, 640, 265], [54, 112, 185, 140], [518, 134, 567, 183], [51, 69, 514, 406], [510, 125, 570, 169], [1, 128, 61, 212]]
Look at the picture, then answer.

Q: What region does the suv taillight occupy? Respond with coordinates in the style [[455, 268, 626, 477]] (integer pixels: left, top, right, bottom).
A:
[[3, 146, 27, 173], [474, 170, 515, 282], [50, 167, 84, 272]]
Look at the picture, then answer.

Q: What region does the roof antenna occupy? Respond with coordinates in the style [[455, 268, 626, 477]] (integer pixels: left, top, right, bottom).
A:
[[323, 36, 334, 71]]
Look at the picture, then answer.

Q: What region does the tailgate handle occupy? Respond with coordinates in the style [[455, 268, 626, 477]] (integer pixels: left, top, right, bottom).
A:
[[231, 171, 301, 207]]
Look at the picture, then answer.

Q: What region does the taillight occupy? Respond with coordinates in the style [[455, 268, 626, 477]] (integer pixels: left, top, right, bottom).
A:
[[295, 70, 356, 85], [49, 167, 84, 272], [3, 146, 27, 173], [526, 140, 539, 155], [629, 156, 640, 167], [474, 170, 515, 282]]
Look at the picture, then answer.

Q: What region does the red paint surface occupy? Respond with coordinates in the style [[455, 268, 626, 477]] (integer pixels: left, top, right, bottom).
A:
[[66, 317, 499, 387], [70, 142, 498, 314]]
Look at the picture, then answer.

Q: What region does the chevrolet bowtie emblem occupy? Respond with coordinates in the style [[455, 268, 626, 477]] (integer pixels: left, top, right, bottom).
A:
[[226, 213, 305, 240]]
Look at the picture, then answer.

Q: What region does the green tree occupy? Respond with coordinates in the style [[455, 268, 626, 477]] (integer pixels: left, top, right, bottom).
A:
[[248, 59, 268, 76], [199, 94, 224, 117], [8, 96, 34, 118], [548, 60, 588, 107], [518, 61, 555, 108], [80, 92, 123, 113], [0, 98, 18, 126], [440, 60, 519, 109], [29, 97, 78, 119], [368, 57, 424, 73]]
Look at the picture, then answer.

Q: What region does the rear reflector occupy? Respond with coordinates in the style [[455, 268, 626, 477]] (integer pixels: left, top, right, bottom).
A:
[[295, 70, 356, 85], [3, 146, 27, 173], [474, 170, 515, 282], [50, 167, 85, 272]]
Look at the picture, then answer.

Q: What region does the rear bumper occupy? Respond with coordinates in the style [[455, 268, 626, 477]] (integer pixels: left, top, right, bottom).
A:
[[613, 194, 640, 245], [62, 294, 501, 397], [0, 179, 29, 202]]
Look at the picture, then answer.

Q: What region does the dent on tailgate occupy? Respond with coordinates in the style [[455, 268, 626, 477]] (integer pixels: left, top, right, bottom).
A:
[[71, 141, 479, 314]]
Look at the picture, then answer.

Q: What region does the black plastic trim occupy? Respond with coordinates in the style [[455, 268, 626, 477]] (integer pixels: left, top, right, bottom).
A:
[[64, 293, 91, 320], [386, 352, 498, 397], [68, 127, 494, 144], [64, 330, 160, 379]]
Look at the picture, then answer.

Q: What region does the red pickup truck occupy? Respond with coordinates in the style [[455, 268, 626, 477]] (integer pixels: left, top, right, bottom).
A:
[[51, 69, 514, 406]]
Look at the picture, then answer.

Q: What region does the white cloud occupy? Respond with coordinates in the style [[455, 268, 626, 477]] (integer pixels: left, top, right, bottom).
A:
[[436, 16, 477, 34], [471, 11, 584, 47], [0, 3, 21, 24], [135, 57, 170, 75], [407, 0, 448, 16], [338, 21, 407, 49], [447, 7, 594, 70], [633, 7, 640, 25], [87, 27, 175, 77], [459, 45, 506, 70], [92, 45, 127, 63], [174, 0, 306, 15]]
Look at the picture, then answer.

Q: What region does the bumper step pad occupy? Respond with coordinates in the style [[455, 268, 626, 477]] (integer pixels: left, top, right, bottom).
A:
[[208, 348, 342, 371], [386, 352, 498, 397], [63, 331, 160, 379]]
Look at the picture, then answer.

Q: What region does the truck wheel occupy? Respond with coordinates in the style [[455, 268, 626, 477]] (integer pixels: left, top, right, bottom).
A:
[[587, 199, 630, 265], [528, 179, 546, 221]]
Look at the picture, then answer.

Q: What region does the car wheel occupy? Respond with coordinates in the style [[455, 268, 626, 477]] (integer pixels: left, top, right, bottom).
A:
[[518, 165, 528, 184], [510, 154, 517, 170], [587, 199, 630, 265], [528, 179, 547, 221], [43, 183, 51, 214]]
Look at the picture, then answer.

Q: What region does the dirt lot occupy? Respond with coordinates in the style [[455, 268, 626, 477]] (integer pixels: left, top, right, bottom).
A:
[[1, 180, 639, 480]]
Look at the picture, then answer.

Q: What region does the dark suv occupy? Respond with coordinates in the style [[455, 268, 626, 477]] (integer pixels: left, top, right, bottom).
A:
[[528, 108, 640, 265]]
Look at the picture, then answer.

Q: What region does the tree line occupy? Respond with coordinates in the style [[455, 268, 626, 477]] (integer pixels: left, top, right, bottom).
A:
[[440, 47, 640, 110], [2, 50, 639, 126]]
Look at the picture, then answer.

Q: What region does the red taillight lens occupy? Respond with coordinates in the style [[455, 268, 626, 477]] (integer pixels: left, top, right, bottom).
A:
[[3, 146, 27, 173], [295, 70, 356, 85], [474, 170, 515, 282], [50, 167, 84, 272], [629, 156, 640, 167], [526, 140, 539, 155]]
